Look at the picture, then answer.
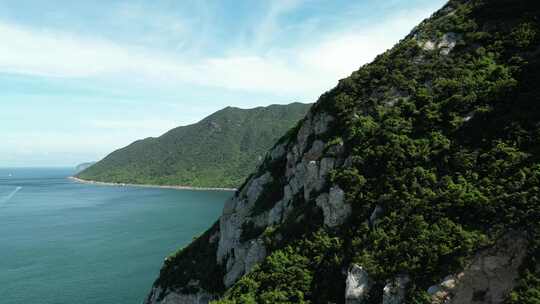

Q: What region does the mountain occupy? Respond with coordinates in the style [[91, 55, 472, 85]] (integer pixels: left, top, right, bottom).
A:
[[77, 103, 311, 188], [74, 162, 95, 173], [145, 1, 540, 303]]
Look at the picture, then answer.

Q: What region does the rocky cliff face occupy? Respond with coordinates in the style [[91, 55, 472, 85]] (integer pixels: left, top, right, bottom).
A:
[[344, 232, 528, 304], [145, 107, 344, 303], [216, 109, 343, 288], [427, 232, 528, 304], [145, 0, 540, 303]]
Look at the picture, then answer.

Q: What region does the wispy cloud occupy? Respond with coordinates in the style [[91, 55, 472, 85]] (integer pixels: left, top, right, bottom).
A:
[[0, 5, 436, 100], [0, 1, 448, 167], [108, 2, 191, 50], [299, 7, 435, 78], [252, 0, 305, 48]]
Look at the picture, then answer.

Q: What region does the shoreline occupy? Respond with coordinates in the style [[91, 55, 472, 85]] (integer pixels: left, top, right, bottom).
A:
[[68, 176, 237, 192]]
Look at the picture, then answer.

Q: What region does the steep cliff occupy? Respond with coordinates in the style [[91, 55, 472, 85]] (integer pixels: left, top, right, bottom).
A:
[[145, 0, 540, 303]]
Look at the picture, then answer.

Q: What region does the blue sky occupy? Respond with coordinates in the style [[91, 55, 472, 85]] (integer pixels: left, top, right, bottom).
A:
[[0, 0, 446, 167]]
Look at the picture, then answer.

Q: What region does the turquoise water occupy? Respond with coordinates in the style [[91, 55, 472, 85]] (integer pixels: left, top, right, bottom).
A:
[[0, 168, 230, 304]]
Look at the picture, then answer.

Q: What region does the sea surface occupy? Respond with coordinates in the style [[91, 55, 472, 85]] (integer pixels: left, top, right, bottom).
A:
[[0, 168, 230, 304]]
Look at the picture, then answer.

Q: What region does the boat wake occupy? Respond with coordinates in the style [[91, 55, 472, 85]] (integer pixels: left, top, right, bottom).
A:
[[2, 186, 22, 204]]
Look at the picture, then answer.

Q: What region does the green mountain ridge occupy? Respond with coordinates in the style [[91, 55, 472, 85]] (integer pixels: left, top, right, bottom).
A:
[[77, 102, 311, 188], [145, 1, 540, 303]]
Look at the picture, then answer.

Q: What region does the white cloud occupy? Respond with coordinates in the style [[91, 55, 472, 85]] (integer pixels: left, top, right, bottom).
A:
[[0, 3, 445, 167], [0, 5, 435, 101], [299, 8, 434, 80], [252, 0, 305, 48]]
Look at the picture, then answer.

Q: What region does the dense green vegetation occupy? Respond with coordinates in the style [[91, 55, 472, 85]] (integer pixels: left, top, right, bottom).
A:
[[77, 103, 310, 188], [156, 221, 226, 298], [211, 0, 540, 303]]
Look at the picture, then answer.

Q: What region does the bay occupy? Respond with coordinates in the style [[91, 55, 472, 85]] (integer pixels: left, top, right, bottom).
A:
[[0, 167, 229, 304]]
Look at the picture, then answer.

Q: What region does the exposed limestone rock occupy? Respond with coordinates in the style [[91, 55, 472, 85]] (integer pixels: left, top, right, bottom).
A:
[[284, 112, 336, 202], [313, 112, 335, 135], [145, 287, 213, 304], [412, 54, 427, 65], [438, 32, 461, 55], [244, 239, 267, 274], [316, 186, 351, 227], [221, 196, 238, 216], [287, 161, 306, 195], [217, 212, 244, 262], [369, 205, 384, 228], [305, 140, 325, 161], [218, 171, 273, 261], [296, 111, 334, 158], [345, 264, 370, 304], [246, 172, 272, 206], [419, 32, 462, 55], [223, 249, 245, 287], [464, 111, 475, 122], [218, 154, 320, 288], [296, 119, 312, 154], [382, 275, 410, 304], [216, 172, 274, 288], [428, 274, 463, 303], [327, 141, 345, 157], [222, 238, 267, 288], [264, 189, 295, 227], [282, 183, 294, 206], [304, 157, 336, 201], [286, 147, 301, 178], [265, 199, 285, 226], [429, 232, 528, 304], [304, 161, 320, 201], [320, 157, 336, 179], [269, 142, 287, 161], [172, 109, 338, 293], [222, 172, 271, 218], [422, 40, 437, 51], [315, 194, 330, 222], [440, 275, 458, 290]]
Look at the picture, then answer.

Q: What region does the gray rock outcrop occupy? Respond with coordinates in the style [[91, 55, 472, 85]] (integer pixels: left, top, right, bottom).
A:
[[429, 232, 528, 304], [146, 287, 213, 304], [345, 264, 370, 304], [382, 275, 410, 304], [215, 110, 339, 288], [418, 32, 462, 55], [316, 186, 351, 228], [369, 205, 384, 228]]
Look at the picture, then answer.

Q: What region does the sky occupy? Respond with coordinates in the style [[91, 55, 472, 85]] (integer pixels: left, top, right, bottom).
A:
[[0, 0, 446, 167]]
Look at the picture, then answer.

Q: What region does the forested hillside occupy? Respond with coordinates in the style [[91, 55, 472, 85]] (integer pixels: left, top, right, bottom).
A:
[[77, 103, 310, 188], [145, 0, 540, 303]]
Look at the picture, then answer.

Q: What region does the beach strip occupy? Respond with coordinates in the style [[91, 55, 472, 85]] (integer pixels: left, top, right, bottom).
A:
[[68, 176, 236, 191]]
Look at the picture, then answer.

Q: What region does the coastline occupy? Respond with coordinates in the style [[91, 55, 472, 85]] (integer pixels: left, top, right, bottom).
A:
[[68, 176, 237, 192]]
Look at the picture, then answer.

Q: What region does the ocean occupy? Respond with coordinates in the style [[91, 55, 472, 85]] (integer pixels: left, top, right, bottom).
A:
[[0, 167, 229, 304]]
